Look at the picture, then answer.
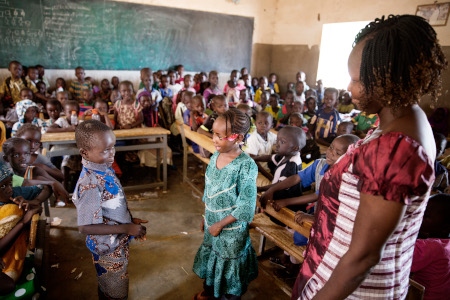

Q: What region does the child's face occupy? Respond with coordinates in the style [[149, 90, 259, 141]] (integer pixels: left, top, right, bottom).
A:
[[292, 102, 303, 113], [82, 90, 92, 102], [183, 96, 192, 110], [289, 115, 303, 127], [46, 103, 60, 121], [28, 69, 38, 81], [212, 99, 228, 114], [295, 82, 304, 95], [285, 94, 294, 107], [191, 99, 204, 114], [323, 91, 337, 108], [95, 102, 108, 114], [342, 92, 352, 104], [18, 130, 41, 153], [161, 76, 169, 88], [111, 77, 119, 87], [260, 93, 268, 108], [259, 78, 267, 89], [20, 90, 33, 100], [325, 138, 348, 165], [119, 84, 133, 102], [177, 66, 184, 77], [270, 74, 276, 83], [239, 108, 252, 119], [239, 89, 248, 101], [276, 129, 296, 156], [255, 115, 272, 136], [7, 142, 31, 173], [269, 96, 278, 108], [25, 107, 37, 122], [168, 73, 176, 85], [209, 74, 218, 86], [337, 123, 352, 136], [140, 95, 152, 108], [56, 78, 64, 88], [306, 99, 316, 112], [37, 83, 46, 94], [75, 68, 85, 82], [252, 77, 259, 87], [56, 92, 68, 104], [9, 63, 22, 79], [230, 71, 238, 82], [153, 73, 160, 84], [142, 75, 152, 89], [184, 76, 192, 88], [101, 80, 110, 91], [211, 117, 239, 153], [287, 82, 295, 90], [82, 131, 116, 167], [64, 104, 78, 117], [37, 66, 45, 77], [0, 176, 13, 203]]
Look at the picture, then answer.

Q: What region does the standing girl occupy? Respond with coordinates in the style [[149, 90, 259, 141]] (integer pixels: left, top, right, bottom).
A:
[[193, 108, 258, 300], [114, 81, 143, 130]]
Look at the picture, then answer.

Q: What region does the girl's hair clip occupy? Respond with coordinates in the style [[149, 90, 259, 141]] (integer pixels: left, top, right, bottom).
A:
[[226, 133, 239, 141]]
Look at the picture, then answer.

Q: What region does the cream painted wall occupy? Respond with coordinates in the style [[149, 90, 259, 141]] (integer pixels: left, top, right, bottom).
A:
[[273, 0, 450, 46]]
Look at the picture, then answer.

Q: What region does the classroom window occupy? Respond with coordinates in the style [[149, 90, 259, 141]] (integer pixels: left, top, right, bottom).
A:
[[316, 21, 370, 90]]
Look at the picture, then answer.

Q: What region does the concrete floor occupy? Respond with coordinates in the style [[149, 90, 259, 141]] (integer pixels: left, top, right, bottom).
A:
[[44, 156, 291, 300]]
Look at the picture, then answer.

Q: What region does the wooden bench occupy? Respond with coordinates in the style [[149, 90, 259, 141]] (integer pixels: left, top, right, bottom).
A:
[[177, 121, 215, 194]]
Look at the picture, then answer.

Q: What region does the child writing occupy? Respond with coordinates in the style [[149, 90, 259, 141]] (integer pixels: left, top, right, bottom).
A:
[[308, 87, 341, 146], [114, 81, 143, 130], [72, 120, 147, 300], [192, 108, 258, 300], [198, 95, 229, 138]]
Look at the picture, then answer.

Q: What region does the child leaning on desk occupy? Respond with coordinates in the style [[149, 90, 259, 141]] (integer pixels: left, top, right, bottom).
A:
[[72, 120, 147, 300]]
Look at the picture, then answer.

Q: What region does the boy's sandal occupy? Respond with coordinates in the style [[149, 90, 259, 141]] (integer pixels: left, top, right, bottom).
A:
[[269, 256, 287, 268], [193, 291, 213, 300]]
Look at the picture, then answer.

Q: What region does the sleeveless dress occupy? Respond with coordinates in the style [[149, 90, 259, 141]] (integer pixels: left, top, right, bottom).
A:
[[293, 130, 435, 300], [193, 152, 258, 297]]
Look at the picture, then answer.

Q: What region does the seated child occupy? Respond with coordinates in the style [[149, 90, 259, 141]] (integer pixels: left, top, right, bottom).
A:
[[114, 81, 143, 130], [189, 95, 207, 155], [15, 124, 64, 182], [50, 77, 67, 98], [268, 73, 280, 94], [433, 133, 448, 193], [410, 193, 450, 299], [72, 120, 147, 300], [0, 164, 43, 295], [336, 121, 354, 136], [82, 99, 114, 129], [256, 90, 270, 112], [337, 91, 355, 113], [245, 111, 277, 186], [85, 77, 99, 95], [289, 112, 306, 129], [79, 88, 94, 115], [254, 76, 270, 104], [35, 81, 51, 108], [111, 76, 120, 91], [46, 99, 63, 126], [308, 87, 341, 146], [302, 96, 317, 123], [277, 90, 295, 125], [198, 95, 229, 138], [55, 91, 69, 107], [352, 111, 379, 138], [159, 75, 173, 100], [136, 69, 162, 109], [0, 61, 28, 107], [264, 94, 281, 126], [260, 134, 360, 276], [97, 79, 111, 102], [2, 138, 69, 205], [11, 94, 47, 137], [181, 74, 196, 95], [203, 71, 222, 108]]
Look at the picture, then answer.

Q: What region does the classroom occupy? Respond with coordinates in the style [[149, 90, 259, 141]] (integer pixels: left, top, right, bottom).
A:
[[0, 0, 449, 299]]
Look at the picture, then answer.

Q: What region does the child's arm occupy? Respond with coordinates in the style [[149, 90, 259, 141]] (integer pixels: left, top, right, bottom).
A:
[[259, 174, 301, 207], [100, 111, 114, 129], [208, 215, 237, 237], [197, 126, 212, 138], [294, 211, 315, 226], [255, 161, 273, 182], [22, 178, 69, 203], [251, 154, 272, 162], [78, 223, 146, 238], [123, 111, 143, 129], [271, 193, 318, 212], [31, 163, 64, 182], [190, 111, 200, 131]]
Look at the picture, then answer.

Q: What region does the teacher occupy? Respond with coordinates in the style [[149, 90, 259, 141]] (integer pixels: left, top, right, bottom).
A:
[[293, 15, 447, 299]]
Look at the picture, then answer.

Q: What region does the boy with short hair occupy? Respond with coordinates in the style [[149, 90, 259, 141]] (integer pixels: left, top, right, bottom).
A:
[[336, 121, 354, 136], [0, 61, 28, 110], [69, 66, 92, 101], [309, 87, 341, 146]]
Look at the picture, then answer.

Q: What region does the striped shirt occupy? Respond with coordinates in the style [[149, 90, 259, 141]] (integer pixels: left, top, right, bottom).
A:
[[295, 130, 435, 299]]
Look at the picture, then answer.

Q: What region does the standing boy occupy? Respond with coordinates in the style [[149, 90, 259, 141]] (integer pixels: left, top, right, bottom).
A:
[[69, 66, 92, 101]]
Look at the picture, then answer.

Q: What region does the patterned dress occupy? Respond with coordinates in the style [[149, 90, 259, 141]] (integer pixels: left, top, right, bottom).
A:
[[193, 152, 258, 297], [72, 159, 132, 299], [293, 130, 435, 299]]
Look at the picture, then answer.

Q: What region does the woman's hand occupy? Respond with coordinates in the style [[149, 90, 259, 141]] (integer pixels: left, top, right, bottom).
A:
[[208, 221, 223, 237]]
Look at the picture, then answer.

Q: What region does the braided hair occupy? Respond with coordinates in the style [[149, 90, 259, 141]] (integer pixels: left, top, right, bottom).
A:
[[220, 107, 251, 144], [354, 14, 447, 109]]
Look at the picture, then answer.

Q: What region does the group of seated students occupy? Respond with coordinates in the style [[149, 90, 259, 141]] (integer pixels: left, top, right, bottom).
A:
[[0, 59, 449, 297]]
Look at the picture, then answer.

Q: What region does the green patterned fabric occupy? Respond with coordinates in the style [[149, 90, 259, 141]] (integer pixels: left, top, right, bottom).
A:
[[193, 152, 258, 298]]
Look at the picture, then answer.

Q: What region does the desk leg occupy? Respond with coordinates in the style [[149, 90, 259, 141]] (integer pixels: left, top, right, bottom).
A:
[[156, 143, 161, 183], [163, 135, 167, 191]]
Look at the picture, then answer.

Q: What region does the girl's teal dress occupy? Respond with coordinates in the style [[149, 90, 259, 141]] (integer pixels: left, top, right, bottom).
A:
[[193, 152, 258, 297]]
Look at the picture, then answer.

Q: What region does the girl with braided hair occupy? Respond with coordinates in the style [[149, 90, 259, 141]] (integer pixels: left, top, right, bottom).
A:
[[193, 108, 258, 300], [293, 15, 447, 299]]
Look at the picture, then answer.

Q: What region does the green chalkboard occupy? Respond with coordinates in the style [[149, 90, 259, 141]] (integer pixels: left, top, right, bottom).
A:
[[0, 0, 254, 72]]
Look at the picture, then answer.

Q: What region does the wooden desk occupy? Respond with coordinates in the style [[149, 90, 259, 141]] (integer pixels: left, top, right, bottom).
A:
[[41, 127, 170, 191]]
